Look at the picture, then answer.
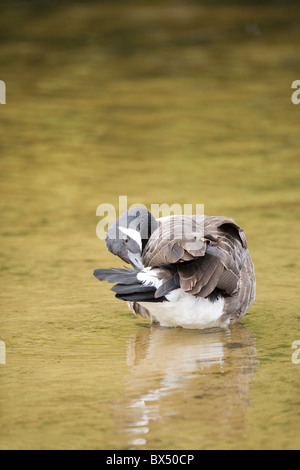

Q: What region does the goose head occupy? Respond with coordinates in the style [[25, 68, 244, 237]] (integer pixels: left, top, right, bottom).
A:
[[105, 207, 158, 269]]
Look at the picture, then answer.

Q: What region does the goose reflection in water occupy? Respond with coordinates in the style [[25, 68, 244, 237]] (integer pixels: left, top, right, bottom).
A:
[[112, 324, 257, 449]]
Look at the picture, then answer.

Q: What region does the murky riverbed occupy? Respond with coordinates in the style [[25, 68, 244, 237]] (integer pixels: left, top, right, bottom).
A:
[[0, 0, 300, 449]]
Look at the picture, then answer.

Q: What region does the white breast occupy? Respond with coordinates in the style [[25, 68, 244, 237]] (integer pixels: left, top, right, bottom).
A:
[[138, 289, 226, 329]]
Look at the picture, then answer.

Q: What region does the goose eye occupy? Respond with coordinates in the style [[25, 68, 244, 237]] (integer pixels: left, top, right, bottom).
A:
[[123, 236, 129, 243]]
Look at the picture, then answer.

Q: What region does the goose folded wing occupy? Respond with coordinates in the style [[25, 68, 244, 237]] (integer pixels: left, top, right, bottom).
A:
[[143, 215, 248, 299], [142, 216, 207, 266]]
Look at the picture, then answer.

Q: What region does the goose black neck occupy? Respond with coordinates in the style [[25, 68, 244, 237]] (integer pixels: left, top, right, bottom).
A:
[[141, 212, 158, 252]]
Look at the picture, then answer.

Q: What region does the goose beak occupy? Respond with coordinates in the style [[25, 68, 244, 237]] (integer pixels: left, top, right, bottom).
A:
[[127, 252, 144, 270]]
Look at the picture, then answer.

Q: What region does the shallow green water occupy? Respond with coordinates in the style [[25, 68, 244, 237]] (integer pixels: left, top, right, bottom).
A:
[[0, 0, 300, 449]]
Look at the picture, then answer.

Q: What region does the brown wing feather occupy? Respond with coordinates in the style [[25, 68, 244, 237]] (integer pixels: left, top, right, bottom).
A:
[[222, 256, 256, 322], [142, 215, 206, 266], [142, 215, 255, 309]]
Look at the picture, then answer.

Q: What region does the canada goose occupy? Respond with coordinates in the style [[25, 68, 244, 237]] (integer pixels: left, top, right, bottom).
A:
[[94, 208, 256, 329]]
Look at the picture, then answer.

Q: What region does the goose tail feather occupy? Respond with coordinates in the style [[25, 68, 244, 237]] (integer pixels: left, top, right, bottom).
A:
[[93, 268, 165, 302]]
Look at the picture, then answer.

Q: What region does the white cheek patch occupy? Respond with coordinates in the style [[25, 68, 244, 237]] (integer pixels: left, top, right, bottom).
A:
[[119, 227, 142, 251]]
